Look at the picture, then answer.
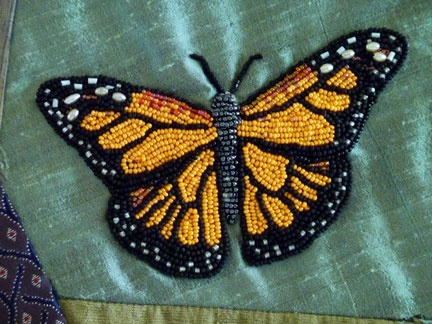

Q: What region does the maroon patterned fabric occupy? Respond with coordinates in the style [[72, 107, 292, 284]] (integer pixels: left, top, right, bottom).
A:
[[0, 183, 66, 323]]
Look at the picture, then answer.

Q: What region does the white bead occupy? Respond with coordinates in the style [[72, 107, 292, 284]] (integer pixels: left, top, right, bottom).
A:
[[112, 92, 126, 102], [320, 51, 330, 59], [61, 80, 70, 86], [387, 51, 396, 61], [341, 49, 355, 59], [95, 87, 109, 96], [347, 36, 357, 44], [88, 77, 98, 84], [373, 52, 387, 62], [320, 63, 333, 74], [337, 46, 346, 54], [64, 93, 80, 104], [74, 83, 83, 90], [67, 108, 79, 121], [366, 42, 380, 52], [371, 32, 381, 38]]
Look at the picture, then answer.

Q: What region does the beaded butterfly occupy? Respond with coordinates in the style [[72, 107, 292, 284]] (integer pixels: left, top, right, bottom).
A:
[[36, 28, 407, 278]]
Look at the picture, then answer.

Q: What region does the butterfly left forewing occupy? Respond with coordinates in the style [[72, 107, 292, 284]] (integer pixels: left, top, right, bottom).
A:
[[36, 76, 217, 187]]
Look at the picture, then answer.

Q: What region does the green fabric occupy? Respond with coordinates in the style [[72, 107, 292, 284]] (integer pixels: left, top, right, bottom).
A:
[[1, 0, 431, 319]]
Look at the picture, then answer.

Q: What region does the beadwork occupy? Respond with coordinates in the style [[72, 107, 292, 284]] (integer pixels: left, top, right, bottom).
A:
[[36, 28, 407, 278]]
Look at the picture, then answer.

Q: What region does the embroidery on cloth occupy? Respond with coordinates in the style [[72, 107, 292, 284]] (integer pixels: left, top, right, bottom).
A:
[[0, 183, 66, 323], [36, 28, 407, 278]]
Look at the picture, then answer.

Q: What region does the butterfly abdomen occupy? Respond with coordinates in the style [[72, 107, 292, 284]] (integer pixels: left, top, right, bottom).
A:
[[212, 92, 241, 224]]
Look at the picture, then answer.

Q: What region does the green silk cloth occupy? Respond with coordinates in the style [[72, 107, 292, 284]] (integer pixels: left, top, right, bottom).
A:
[[1, 0, 431, 320]]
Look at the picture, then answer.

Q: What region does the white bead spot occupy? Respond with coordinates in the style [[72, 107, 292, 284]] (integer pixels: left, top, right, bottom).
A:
[[88, 77, 98, 84], [320, 63, 333, 74], [341, 49, 355, 59], [67, 108, 80, 121], [95, 87, 109, 96], [373, 52, 387, 62], [366, 41, 380, 52], [112, 92, 126, 102], [64, 93, 80, 105]]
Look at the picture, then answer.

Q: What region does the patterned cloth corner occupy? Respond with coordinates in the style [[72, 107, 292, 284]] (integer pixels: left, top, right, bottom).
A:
[[0, 183, 66, 324]]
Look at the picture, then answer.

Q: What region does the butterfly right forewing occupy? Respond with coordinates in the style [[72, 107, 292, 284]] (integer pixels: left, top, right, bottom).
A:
[[240, 28, 408, 156]]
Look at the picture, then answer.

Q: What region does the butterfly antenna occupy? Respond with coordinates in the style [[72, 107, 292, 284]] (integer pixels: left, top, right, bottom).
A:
[[190, 54, 224, 93], [230, 54, 263, 93]]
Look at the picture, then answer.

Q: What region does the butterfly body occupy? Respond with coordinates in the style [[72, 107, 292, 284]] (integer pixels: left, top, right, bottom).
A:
[[36, 28, 407, 277], [211, 92, 241, 224]]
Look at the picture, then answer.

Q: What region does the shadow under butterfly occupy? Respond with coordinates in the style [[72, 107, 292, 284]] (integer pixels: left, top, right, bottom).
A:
[[36, 28, 407, 278]]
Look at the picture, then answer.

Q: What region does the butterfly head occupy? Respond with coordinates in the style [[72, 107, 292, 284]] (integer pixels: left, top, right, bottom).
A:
[[213, 92, 238, 106]]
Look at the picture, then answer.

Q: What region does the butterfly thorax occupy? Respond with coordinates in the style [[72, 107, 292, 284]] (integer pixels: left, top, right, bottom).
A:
[[211, 92, 241, 224]]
